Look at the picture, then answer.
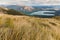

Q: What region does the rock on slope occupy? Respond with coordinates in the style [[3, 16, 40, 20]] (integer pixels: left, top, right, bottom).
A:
[[0, 14, 60, 40]]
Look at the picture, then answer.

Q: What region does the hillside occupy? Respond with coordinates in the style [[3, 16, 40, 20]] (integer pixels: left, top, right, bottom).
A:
[[0, 7, 25, 15], [0, 14, 60, 40]]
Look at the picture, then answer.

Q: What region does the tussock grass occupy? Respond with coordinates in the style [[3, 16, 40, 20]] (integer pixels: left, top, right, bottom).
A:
[[0, 14, 60, 40]]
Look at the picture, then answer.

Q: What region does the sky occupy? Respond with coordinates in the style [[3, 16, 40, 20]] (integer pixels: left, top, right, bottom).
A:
[[0, 0, 60, 6]]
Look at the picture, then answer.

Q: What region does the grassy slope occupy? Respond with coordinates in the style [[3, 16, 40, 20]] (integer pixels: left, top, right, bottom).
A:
[[0, 14, 60, 40], [0, 7, 25, 15]]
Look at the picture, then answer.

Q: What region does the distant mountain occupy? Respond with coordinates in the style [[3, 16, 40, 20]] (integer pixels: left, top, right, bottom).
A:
[[4, 5, 35, 15], [6, 5, 60, 11], [6, 5, 23, 11], [6, 5, 55, 11], [1, 4, 60, 11]]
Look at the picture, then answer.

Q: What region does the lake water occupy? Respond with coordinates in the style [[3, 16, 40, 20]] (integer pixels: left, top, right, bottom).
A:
[[30, 11, 55, 16]]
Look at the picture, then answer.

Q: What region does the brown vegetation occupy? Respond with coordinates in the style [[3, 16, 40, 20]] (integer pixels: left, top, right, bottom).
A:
[[0, 14, 60, 40]]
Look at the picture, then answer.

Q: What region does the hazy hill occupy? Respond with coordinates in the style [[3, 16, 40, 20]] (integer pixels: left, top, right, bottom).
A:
[[6, 5, 35, 14]]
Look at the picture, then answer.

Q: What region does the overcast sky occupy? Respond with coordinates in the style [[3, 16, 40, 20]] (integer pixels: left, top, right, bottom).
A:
[[0, 0, 60, 6]]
